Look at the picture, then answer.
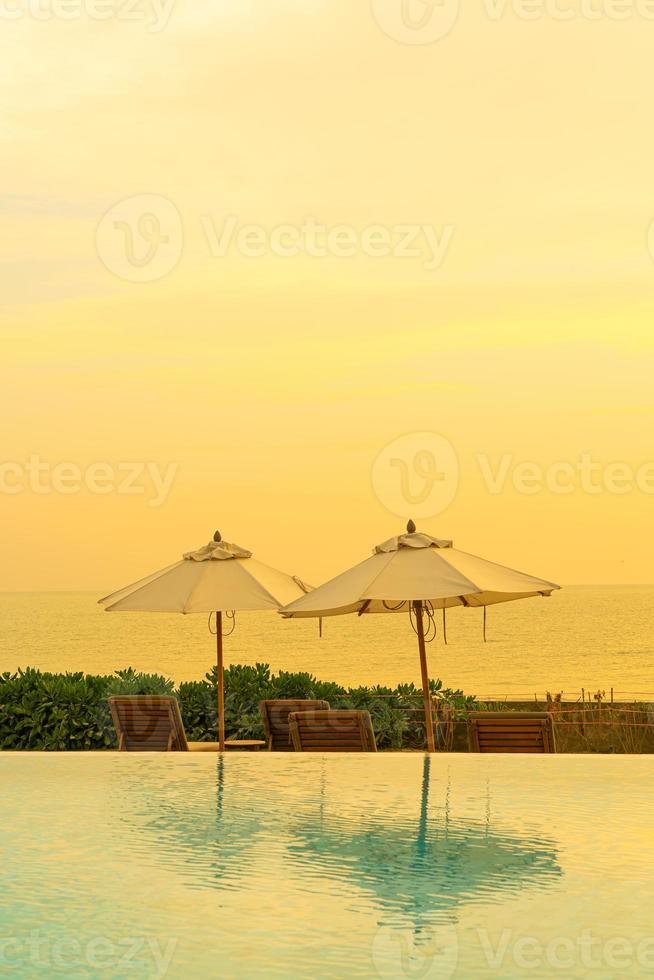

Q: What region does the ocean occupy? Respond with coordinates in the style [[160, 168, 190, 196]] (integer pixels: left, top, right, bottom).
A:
[[1, 586, 653, 701]]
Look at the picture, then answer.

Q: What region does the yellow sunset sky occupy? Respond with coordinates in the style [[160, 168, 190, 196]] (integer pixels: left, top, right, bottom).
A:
[[2, 0, 654, 591]]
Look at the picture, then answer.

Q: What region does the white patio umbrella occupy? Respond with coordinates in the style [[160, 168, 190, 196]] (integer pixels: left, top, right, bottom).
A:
[[281, 521, 560, 752], [99, 531, 310, 750]]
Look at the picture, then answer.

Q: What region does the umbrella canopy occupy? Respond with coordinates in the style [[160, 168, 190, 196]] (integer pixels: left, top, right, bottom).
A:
[[100, 531, 309, 749], [100, 536, 306, 613], [281, 524, 559, 616], [281, 521, 560, 750]]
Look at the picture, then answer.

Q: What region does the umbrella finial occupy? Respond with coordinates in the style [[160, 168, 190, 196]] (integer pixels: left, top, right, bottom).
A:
[[407, 519, 416, 534], [213, 530, 222, 542]]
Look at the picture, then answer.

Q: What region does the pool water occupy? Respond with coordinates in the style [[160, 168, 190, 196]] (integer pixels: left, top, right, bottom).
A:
[[1, 754, 653, 978]]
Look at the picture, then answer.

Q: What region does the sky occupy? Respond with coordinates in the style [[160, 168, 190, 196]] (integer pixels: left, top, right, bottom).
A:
[[2, 0, 654, 591]]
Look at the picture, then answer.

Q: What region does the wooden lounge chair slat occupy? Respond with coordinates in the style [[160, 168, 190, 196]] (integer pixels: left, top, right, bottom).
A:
[[259, 699, 330, 751], [479, 740, 545, 747], [467, 712, 556, 754], [123, 719, 171, 727], [299, 734, 362, 741], [109, 696, 192, 752], [480, 736, 544, 742], [481, 747, 543, 753], [478, 730, 545, 737], [110, 697, 265, 752], [480, 737, 539, 744], [479, 743, 546, 751], [299, 740, 364, 747], [478, 730, 546, 737], [479, 725, 543, 732], [288, 709, 377, 752]]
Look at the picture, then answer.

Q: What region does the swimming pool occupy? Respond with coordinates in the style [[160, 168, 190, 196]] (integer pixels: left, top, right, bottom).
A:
[[1, 754, 652, 978]]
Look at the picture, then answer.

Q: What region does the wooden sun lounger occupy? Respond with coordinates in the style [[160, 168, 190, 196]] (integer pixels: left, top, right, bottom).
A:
[[108, 695, 222, 752], [288, 709, 377, 752], [259, 699, 331, 751], [467, 712, 556, 753]]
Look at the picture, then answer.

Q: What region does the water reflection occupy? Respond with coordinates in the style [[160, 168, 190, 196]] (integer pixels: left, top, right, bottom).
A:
[[4, 754, 654, 979], [119, 756, 268, 891], [286, 756, 561, 927], [126, 755, 561, 929]]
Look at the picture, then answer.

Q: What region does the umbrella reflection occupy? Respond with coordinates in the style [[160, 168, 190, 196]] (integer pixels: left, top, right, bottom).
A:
[[123, 755, 561, 926], [115, 756, 268, 890], [285, 756, 561, 927]]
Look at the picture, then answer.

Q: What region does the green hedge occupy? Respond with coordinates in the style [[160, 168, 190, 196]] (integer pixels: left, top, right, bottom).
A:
[[0, 665, 475, 751]]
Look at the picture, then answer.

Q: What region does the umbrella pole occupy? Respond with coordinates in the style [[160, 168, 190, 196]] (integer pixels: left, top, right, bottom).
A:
[[216, 610, 225, 751], [414, 601, 436, 753]]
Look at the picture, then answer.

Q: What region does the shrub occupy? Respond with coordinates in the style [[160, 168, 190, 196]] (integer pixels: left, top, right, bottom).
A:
[[176, 679, 217, 742], [106, 667, 176, 697], [0, 664, 474, 751], [0, 668, 113, 751]]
